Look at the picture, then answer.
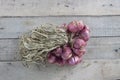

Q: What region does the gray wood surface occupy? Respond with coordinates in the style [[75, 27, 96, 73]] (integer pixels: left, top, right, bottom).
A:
[[0, 60, 119, 80], [0, 0, 120, 80], [0, 0, 120, 16], [0, 37, 120, 61], [0, 16, 120, 38]]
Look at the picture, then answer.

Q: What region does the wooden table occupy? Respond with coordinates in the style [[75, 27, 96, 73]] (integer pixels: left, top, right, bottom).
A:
[[0, 0, 120, 80]]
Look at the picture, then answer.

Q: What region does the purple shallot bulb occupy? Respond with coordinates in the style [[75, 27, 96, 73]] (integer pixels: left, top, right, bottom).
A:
[[67, 55, 82, 65], [56, 58, 66, 66], [76, 20, 84, 31], [73, 48, 86, 57], [47, 53, 56, 64], [67, 21, 79, 33], [67, 21, 84, 33], [73, 38, 86, 49], [80, 26, 90, 41], [54, 47, 63, 57], [61, 46, 72, 60]]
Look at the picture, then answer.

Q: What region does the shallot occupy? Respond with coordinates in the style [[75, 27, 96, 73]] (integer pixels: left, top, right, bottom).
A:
[[73, 38, 86, 49], [61, 46, 72, 60], [67, 21, 84, 33], [47, 20, 90, 66]]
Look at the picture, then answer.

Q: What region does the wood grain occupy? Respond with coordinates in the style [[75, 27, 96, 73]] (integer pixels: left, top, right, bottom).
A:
[[0, 0, 120, 16], [0, 37, 120, 61], [0, 60, 119, 80], [0, 0, 119, 79], [0, 16, 120, 38]]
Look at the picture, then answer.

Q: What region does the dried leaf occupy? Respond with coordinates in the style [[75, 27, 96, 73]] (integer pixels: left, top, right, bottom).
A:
[[19, 24, 68, 64]]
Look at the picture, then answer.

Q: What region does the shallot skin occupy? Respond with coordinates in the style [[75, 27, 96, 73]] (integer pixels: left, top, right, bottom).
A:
[[67, 21, 84, 33], [76, 21, 84, 31], [61, 46, 72, 60], [73, 38, 86, 49], [72, 48, 86, 57], [67, 55, 82, 65], [67, 21, 78, 33], [47, 20, 90, 66], [80, 26, 90, 41], [55, 58, 66, 66], [54, 47, 63, 57], [47, 54, 56, 64]]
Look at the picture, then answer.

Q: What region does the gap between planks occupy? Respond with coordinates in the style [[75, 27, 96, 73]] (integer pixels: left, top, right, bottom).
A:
[[1, 15, 120, 18]]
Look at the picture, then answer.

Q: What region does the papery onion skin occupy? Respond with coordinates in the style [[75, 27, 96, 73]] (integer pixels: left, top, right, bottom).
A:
[[73, 38, 86, 49], [72, 48, 86, 57], [80, 26, 90, 41], [67, 21, 84, 33], [54, 47, 63, 57], [67, 55, 82, 65], [56, 58, 66, 66], [76, 21, 84, 31], [83, 25, 90, 32], [67, 56, 75, 65], [47, 53, 56, 64], [47, 21, 90, 66], [74, 56, 82, 64], [67, 21, 79, 33], [61, 46, 72, 60]]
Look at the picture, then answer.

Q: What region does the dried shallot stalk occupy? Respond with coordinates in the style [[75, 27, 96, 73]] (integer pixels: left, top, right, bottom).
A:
[[19, 24, 68, 64]]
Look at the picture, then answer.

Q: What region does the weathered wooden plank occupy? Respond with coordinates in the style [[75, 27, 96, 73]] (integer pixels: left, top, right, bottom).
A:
[[0, 39, 19, 61], [0, 16, 120, 38], [0, 37, 120, 60], [103, 60, 120, 80], [0, 0, 120, 16], [0, 60, 119, 80]]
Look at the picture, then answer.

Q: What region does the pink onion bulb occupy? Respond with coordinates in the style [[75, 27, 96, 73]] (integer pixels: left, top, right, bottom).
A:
[[73, 38, 86, 49], [47, 20, 90, 66], [47, 54, 56, 64], [54, 47, 63, 57], [73, 48, 86, 57], [56, 58, 66, 66], [67, 21, 84, 33], [61, 46, 72, 60], [67, 55, 82, 65], [76, 21, 84, 31], [80, 26, 90, 41]]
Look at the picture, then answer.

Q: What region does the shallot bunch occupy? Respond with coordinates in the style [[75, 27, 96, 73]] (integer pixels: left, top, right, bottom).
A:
[[47, 21, 90, 66]]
